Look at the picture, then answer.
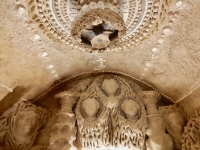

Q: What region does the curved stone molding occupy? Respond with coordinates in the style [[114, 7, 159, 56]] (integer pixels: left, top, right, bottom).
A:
[[0, 100, 51, 150], [19, 0, 171, 52]]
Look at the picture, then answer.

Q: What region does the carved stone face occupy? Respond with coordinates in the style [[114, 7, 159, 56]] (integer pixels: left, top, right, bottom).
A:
[[102, 79, 119, 95], [121, 100, 139, 117], [82, 98, 100, 118], [15, 110, 38, 136]]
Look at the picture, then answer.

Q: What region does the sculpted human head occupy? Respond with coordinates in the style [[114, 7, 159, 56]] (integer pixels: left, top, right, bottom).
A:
[[121, 100, 140, 121], [82, 98, 100, 119], [159, 106, 187, 135], [102, 79, 119, 95], [14, 110, 39, 137], [0, 100, 51, 149]]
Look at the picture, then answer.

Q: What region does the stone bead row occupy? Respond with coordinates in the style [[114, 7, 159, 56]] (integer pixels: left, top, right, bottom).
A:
[[0, 82, 13, 92], [39, 48, 60, 79]]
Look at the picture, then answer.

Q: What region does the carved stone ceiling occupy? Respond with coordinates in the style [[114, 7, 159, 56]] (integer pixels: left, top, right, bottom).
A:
[[0, 0, 200, 105]]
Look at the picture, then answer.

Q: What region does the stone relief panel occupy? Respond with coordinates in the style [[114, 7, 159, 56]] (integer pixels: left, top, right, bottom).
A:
[[0, 100, 51, 150], [181, 107, 200, 150], [0, 72, 194, 150], [74, 75, 147, 149]]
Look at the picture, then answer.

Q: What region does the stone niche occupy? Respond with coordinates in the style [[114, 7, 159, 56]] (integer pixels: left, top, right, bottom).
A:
[[0, 71, 193, 150]]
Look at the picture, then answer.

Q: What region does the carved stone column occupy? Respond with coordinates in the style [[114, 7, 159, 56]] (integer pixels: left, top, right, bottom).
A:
[[138, 90, 173, 150], [48, 91, 79, 150]]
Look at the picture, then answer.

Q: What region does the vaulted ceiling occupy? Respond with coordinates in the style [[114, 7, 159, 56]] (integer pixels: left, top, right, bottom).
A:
[[0, 0, 200, 112]]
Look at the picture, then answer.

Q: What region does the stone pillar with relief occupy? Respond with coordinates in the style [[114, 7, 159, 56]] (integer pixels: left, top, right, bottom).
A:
[[48, 91, 79, 150], [138, 90, 174, 150]]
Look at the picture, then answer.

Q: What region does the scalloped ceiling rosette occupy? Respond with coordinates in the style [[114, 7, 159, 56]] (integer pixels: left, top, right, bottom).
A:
[[26, 0, 169, 52]]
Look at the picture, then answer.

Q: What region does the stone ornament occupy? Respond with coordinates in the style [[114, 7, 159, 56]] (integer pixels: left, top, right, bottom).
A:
[[71, 0, 126, 49], [0, 100, 51, 150], [19, 0, 172, 52], [90, 34, 111, 49], [159, 104, 187, 150], [113, 98, 147, 149]]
